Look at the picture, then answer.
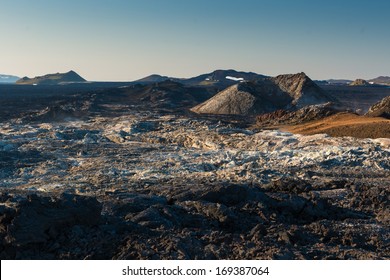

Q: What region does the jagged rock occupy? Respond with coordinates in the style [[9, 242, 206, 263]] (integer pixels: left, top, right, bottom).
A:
[[349, 79, 370, 86], [1, 193, 101, 246], [191, 80, 292, 115], [130, 205, 176, 229], [184, 201, 237, 226], [366, 96, 390, 118], [199, 184, 248, 206], [256, 103, 340, 126], [272, 72, 335, 108], [22, 99, 93, 122], [191, 72, 335, 115]]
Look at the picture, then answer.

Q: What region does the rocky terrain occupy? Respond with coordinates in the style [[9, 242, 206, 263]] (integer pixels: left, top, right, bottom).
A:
[[16, 70, 86, 85], [256, 103, 340, 127], [192, 72, 335, 115], [366, 96, 390, 119], [0, 74, 389, 260], [272, 72, 335, 107]]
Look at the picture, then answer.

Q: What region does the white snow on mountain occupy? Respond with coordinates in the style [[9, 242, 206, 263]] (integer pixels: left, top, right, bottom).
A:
[[226, 76, 244, 82]]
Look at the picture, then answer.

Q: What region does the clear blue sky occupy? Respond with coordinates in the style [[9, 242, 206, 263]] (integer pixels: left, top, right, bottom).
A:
[[1, 0, 389, 81]]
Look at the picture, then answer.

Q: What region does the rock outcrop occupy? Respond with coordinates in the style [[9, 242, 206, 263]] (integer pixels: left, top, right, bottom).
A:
[[366, 96, 390, 118], [191, 72, 335, 115], [349, 79, 370, 86], [256, 103, 340, 126], [272, 72, 334, 107], [191, 79, 292, 115]]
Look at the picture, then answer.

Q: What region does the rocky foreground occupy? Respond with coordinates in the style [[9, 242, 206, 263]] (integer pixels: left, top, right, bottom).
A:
[[0, 107, 389, 259]]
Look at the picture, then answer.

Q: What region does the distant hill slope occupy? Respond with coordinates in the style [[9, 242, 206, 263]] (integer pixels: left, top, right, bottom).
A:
[[0, 74, 20, 83], [326, 79, 353, 85], [349, 79, 370, 86], [135, 69, 266, 90], [181, 69, 266, 88], [135, 74, 172, 84], [369, 76, 390, 85], [16, 70, 86, 85], [191, 72, 335, 115]]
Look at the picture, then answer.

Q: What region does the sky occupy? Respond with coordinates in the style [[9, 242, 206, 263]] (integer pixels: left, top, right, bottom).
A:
[[1, 0, 390, 81]]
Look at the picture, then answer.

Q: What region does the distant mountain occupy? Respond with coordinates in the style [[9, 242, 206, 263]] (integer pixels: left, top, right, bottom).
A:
[[16, 70, 86, 85], [326, 79, 353, 85], [0, 74, 20, 83], [135, 74, 172, 84], [182, 69, 266, 88], [349, 79, 370, 86], [135, 69, 266, 90], [256, 103, 340, 126], [191, 72, 335, 115], [369, 76, 390, 85], [317, 77, 390, 86]]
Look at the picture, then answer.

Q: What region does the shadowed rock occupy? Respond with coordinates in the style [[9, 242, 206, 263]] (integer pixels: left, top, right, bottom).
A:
[[366, 96, 390, 119], [1, 193, 101, 246]]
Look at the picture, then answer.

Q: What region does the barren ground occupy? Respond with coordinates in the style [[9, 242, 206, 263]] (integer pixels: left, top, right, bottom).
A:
[[283, 113, 390, 139], [0, 85, 389, 260]]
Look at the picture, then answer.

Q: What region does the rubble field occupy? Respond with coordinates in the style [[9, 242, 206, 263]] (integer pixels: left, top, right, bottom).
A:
[[0, 106, 389, 259]]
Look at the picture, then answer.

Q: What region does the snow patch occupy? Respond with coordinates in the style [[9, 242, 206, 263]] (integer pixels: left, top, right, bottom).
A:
[[226, 76, 244, 82]]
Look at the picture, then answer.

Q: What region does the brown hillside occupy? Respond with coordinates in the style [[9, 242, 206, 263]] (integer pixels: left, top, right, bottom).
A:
[[283, 112, 390, 139]]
